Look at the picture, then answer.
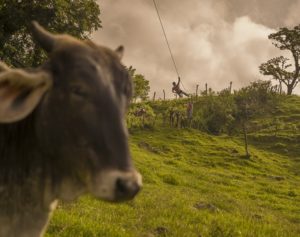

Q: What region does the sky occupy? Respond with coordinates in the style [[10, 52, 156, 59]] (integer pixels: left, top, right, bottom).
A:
[[93, 0, 300, 98]]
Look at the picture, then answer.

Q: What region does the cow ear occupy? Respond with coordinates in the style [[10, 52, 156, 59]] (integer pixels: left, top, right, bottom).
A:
[[0, 69, 52, 123], [115, 45, 124, 60]]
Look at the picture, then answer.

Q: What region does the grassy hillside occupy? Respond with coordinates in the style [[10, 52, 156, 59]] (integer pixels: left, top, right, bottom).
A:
[[46, 96, 300, 237], [248, 96, 300, 160]]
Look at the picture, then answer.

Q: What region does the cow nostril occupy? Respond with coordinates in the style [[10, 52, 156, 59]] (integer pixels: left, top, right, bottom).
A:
[[116, 178, 128, 194], [115, 177, 141, 200]]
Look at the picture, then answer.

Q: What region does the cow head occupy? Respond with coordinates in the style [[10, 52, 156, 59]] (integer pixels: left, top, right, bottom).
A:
[[0, 22, 142, 202]]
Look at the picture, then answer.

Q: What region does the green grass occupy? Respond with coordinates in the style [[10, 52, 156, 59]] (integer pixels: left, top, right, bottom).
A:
[[46, 96, 300, 237]]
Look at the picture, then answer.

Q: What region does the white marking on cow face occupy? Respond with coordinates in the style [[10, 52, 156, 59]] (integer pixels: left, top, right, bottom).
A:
[[91, 170, 142, 202]]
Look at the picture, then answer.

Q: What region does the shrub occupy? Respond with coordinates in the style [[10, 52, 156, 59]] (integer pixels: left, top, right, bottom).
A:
[[191, 95, 236, 134], [127, 104, 156, 129]]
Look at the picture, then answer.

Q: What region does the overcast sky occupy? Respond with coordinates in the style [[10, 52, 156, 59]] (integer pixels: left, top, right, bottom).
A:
[[93, 0, 300, 98]]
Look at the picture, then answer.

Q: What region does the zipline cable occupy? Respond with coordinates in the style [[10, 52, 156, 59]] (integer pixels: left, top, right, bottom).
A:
[[152, 0, 180, 79]]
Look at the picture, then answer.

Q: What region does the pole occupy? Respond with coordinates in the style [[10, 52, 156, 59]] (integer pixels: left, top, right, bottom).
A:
[[229, 81, 232, 94], [153, 92, 156, 101]]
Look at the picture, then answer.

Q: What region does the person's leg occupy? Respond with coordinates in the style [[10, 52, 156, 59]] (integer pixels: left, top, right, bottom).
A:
[[182, 91, 189, 97]]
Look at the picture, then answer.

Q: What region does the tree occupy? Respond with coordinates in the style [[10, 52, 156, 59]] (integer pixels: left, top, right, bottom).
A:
[[128, 66, 150, 102], [259, 56, 293, 94], [0, 0, 101, 67], [234, 80, 276, 158], [259, 25, 300, 95]]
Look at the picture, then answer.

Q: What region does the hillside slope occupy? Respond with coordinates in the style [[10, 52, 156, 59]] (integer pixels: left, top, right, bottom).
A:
[[46, 97, 300, 237]]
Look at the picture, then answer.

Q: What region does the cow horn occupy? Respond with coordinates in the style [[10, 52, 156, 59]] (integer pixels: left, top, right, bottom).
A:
[[31, 21, 56, 53]]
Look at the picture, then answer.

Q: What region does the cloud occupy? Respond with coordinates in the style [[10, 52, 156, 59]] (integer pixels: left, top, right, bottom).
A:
[[285, 0, 300, 27], [94, 0, 300, 97]]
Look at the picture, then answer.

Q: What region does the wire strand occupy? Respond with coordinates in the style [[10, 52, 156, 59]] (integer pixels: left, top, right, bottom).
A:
[[152, 0, 180, 78]]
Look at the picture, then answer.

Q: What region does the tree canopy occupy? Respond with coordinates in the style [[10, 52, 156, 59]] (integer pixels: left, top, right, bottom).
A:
[[259, 25, 300, 95], [128, 66, 150, 102], [0, 0, 101, 67], [259, 56, 294, 93]]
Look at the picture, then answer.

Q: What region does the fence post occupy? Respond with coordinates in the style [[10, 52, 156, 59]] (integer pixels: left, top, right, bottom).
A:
[[279, 81, 282, 94], [196, 84, 199, 98], [163, 90, 166, 100], [229, 81, 233, 94], [153, 92, 156, 101]]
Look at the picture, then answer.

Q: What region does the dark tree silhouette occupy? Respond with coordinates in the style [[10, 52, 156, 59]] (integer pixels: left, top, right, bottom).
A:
[[260, 25, 300, 95], [0, 0, 101, 67]]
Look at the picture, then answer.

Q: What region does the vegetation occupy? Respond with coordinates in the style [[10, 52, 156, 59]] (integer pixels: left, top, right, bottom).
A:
[[46, 90, 300, 236], [128, 66, 150, 102], [259, 24, 300, 95], [127, 104, 156, 130], [0, 0, 101, 67], [233, 80, 278, 158]]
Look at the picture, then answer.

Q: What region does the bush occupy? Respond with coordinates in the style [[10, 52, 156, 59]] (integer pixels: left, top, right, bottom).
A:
[[127, 104, 156, 129], [189, 95, 236, 134]]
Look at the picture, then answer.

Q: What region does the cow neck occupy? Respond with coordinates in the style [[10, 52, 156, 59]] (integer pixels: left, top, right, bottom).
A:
[[0, 113, 48, 187]]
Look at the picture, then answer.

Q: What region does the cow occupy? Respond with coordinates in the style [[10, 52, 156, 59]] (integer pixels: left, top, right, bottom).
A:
[[0, 22, 142, 237]]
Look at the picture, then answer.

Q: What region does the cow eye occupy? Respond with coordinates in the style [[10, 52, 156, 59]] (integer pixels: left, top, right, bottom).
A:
[[70, 85, 88, 98]]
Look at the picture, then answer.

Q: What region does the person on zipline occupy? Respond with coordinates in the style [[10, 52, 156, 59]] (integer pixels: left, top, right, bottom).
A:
[[172, 77, 189, 97]]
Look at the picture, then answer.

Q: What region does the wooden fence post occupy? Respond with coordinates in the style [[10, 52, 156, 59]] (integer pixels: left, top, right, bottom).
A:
[[229, 81, 233, 94], [153, 92, 156, 101], [279, 81, 282, 95]]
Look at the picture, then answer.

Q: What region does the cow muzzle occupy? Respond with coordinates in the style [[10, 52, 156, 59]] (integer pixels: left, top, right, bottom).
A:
[[92, 170, 142, 202]]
